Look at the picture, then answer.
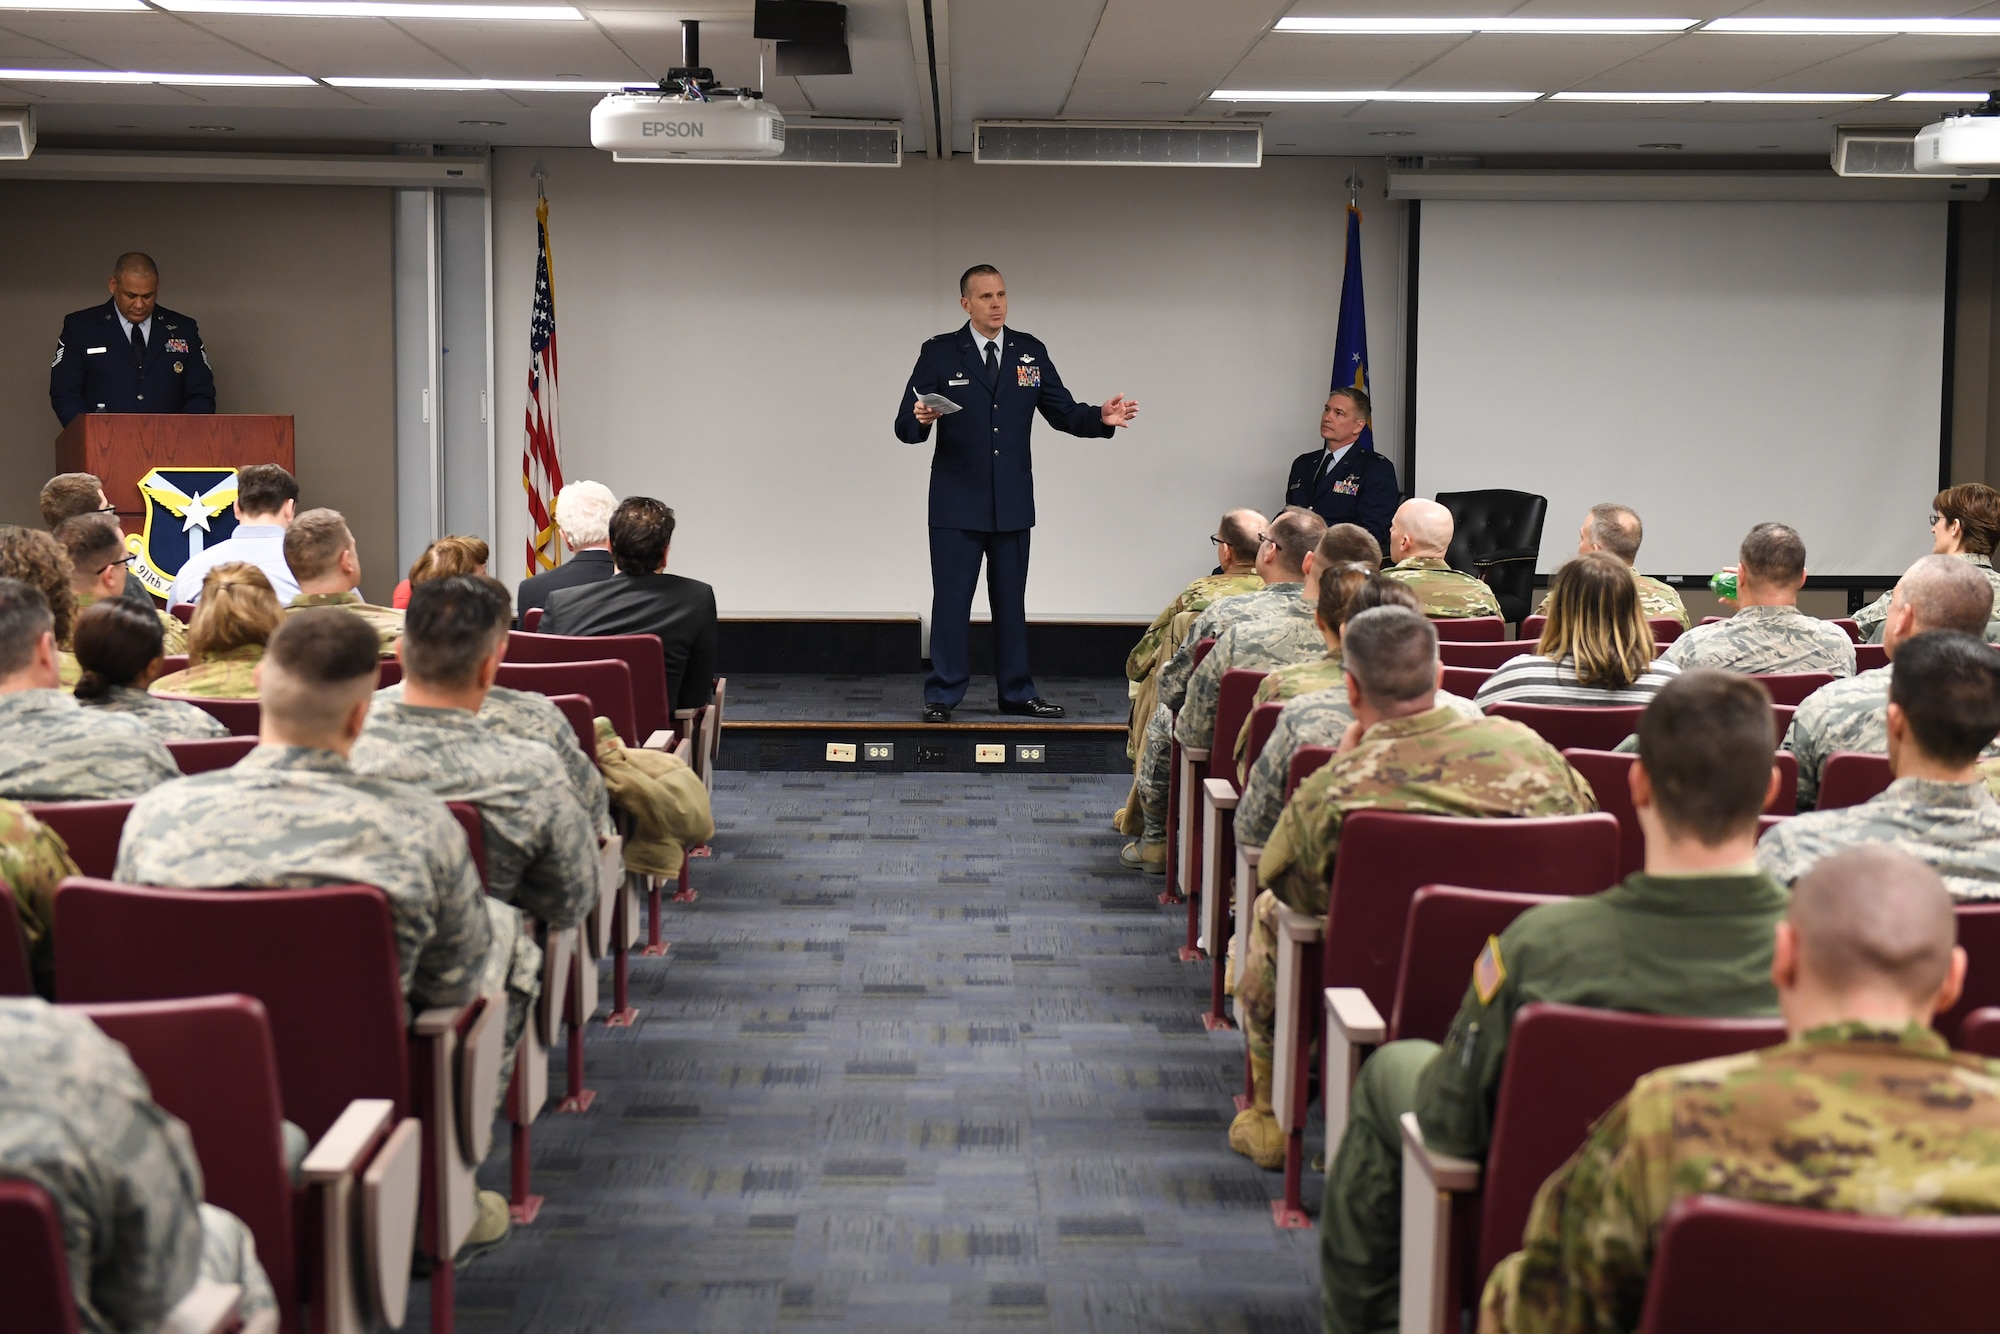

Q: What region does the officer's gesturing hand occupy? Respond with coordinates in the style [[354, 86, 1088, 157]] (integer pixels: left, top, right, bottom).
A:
[[1101, 394, 1140, 429], [914, 400, 942, 426]]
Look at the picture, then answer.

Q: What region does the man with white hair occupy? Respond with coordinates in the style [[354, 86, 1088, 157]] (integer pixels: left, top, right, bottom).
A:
[[1381, 498, 1501, 618], [516, 479, 618, 622]]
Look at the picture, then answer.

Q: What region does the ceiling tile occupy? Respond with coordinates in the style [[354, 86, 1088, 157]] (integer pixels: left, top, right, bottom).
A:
[[1410, 33, 1686, 88], [385, 21, 645, 79], [950, 0, 1102, 129], [0, 13, 294, 71], [1217, 31, 1457, 90], [170, 16, 464, 77], [1063, 0, 1290, 116]]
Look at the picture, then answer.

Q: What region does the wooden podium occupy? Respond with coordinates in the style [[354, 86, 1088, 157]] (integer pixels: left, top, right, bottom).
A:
[[54, 414, 296, 523]]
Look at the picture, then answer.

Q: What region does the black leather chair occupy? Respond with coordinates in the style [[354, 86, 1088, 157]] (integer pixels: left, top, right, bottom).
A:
[[1436, 489, 1547, 628]]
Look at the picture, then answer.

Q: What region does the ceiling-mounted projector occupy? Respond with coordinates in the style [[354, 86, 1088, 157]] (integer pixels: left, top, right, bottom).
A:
[[1915, 93, 2000, 174], [592, 18, 785, 161]]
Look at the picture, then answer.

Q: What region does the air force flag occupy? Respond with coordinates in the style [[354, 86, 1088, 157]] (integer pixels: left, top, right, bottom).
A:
[[1331, 203, 1374, 453], [128, 467, 239, 598]]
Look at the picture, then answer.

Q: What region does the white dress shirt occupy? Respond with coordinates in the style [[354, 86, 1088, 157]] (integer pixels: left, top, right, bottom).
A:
[[125, 313, 153, 351], [1313, 441, 1354, 488], [167, 523, 300, 607], [971, 324, 1004, 366]]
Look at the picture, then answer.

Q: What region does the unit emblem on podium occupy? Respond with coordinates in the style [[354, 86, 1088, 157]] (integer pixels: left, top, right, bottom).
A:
[[127, 467, 240, 599]]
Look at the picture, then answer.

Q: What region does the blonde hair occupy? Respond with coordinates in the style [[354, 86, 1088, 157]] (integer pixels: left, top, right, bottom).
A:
[[188, 562, 283, 663], [407, 535, 490, 589], [1536, 552, 1655, 690]]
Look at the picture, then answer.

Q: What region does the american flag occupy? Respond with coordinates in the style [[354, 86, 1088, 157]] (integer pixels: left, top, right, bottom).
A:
[[522, 193, 566, 575]]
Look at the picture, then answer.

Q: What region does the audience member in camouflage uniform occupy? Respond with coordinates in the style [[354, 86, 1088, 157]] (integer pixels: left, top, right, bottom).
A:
[[0, 997, 275, 1332], [1238, 607, 1597, 1171], [282, 508, 404, 654], [1, 798, 81, 995], [1665, 523, 1854, 676], [149, 562, 280, 700], [54, 514, 185, 684], [0, 578, 178, 801], [1761, 632, 2000, 900], [70, 600, 228, 740], [1787, 554, 1997, 808], [1482, 845, 2000, 1334], [1854, 483, 2000, 644], [1381, 499, 1502, 618], [1576, 502, 1690, 629], [1320, 669, 1787, 1334], [1120, 508, 1325, 871]]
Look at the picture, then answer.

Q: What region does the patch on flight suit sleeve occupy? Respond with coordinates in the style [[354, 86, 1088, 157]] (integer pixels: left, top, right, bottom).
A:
[[1017, 365, 1041, 388], [1472, 934, 1506, 1005]]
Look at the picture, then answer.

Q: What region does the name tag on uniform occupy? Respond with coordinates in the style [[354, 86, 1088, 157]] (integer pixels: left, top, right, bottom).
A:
[[1332, 476, 1361, 496], [947, 377, 969, 386], [1017, 365, 1041, 387], [85, 346, 107, 354]]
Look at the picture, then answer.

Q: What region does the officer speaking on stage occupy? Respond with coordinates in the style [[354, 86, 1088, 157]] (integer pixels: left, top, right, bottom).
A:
[[1283, 386, 1398, 555], [49, 252, 216, 427], [895, 264, 1138, 723]]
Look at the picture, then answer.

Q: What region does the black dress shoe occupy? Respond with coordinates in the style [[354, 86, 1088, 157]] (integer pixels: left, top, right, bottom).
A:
[[922, 703, 952, 723], [999, 698, 1065, 719]]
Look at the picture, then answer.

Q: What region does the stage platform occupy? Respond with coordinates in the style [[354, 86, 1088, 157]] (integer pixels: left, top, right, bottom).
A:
[[720, 673, 1131, 774]]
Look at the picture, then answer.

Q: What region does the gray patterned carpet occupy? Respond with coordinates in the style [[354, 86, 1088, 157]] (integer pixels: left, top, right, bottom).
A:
[[423, 771, 1322, 1333]]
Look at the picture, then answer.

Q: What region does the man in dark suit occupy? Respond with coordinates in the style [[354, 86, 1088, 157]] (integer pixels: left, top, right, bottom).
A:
[[49, 252, 217, 426], [516, 480, 619, 622], [1283, 387, 1398, 555], [541, 496, 717, 714], [894, 264, 1139, 723]]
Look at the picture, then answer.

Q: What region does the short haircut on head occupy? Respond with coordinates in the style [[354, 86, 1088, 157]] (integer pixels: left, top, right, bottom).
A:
[[0, 527, 76, 649], [1343, 571, 1420, 626], [1935, 483, 2000, 557], [1537, 553, 1654, 690], [1316, 563, 1372, 630], [1217, 509, 1264, 565], [406, 535, 490, 589], [554, 480, 618, 549], [1319, 522, 1383, 570], [0, 578, 54, 678], [71, 599, 164, 699], [1586, 503, 1643, 564], [1636, 668, 1775, 845], [262, 608, 380, 735], [1897, 553, 1995, 635], [234, 464, 299, 518], [1327, 385, 1372, 421], [54, 514, 126, 584], [1738, 522, 1806, 587], [402, 574, 512, 689], [959, 263, 1001, 296], [610, 497, 676, 576], [1341, 605, 1439, 706], [282, 508, 355, 584], [112, 251, 158, 279], [1889, 630, 2000, 765], [1790, 845, 1956, 1003], [187, 563, 282, 662], [40, 473, 105, 529], [1267, 506, 1327, 576]]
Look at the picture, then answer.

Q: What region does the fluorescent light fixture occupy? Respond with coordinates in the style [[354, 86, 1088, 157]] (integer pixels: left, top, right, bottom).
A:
[[1212, 89, 1542, 103], [1549, 90, 1887, 103], [156, 0, 585, 18], [0, 0, 148, 10], [325, 75, 628, 90], [1274, 16, 1697, 35], [1702, 18, 2000, 36], [0, 67, 315, 84], [1893, 92, 1993, 103]]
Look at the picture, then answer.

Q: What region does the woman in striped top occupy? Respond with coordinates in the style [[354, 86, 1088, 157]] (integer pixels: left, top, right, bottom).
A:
[[1474, 552, 1681, 708]]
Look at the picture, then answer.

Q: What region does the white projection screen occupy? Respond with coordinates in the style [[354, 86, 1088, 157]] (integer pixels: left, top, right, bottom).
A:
[[1413, 199, 1947, 577]]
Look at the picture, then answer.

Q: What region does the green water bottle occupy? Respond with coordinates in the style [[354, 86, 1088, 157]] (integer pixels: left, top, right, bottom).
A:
[[1709, 570, 1738, 601]]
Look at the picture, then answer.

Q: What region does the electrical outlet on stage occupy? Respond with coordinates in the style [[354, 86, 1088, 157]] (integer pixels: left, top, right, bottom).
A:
[[1015, 744, 1045, 764], [917, 744, 947, 765], [863, 742, 894, 762], [826, 742, 857, 763], [975, 744, 1006, 764]]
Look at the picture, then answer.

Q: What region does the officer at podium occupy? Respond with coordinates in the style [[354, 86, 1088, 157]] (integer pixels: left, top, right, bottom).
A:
[[49, 252, 216, 426]]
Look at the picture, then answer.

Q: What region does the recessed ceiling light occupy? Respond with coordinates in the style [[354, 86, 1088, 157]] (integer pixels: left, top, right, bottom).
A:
[[1276, 16, 1697, 35], [0, 67, 316, 85], [189, 123, 236, 130], [1894, 92, 1992, 103], [1702, 18, 2000, 36], [155, 0, 584, 17], [1550, 91, 1885, 104], [325, 75, 628, 90], [458, 118, 505, 125], [1638, 142, 1683, 150], [1213, 89, 1541, 103], [1369, 130, 1416, 137], [0, 0, 148, 10]]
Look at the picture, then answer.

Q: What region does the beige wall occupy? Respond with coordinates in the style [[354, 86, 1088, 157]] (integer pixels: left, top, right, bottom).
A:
[[0, 181, 398, 603]]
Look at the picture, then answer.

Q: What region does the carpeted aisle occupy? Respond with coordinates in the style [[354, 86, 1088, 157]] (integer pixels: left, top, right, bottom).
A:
[[436, 771, 1321, 1333]]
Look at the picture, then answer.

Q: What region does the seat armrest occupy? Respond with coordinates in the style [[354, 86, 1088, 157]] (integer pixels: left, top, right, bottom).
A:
[[410, 1006, 459, 1037], [1275, 902, 1324, 945], [1473, 546, 1539, 567], [1325, 986, 1385, 1046], [641, 728, 676, 752], [674, 736, 693, 765], [1201, 777, 1239, 811], [1399, 1111, 1480, 1191], [161, 1279, 246, 1334], [1399, 1111, 1481, 1334], [300, 1098, 395, 1182], [1322, 989, 1386, 1158], [674, 707, 700, 721], [1241, 845, 1261, 869], [1183, 745, 1211, 764]]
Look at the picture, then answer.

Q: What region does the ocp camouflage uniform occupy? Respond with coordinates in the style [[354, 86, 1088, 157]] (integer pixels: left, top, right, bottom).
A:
[[0, 997, 276, 1334], [1854, 551, 2000, 643], [1320, 866, 1786, 1334], [150, 644, 263, 699], [1758, 777, 2000, 901], [1633, 573, 1690, 629], [1173, 595, 1324, 752], [77, 683, 230, 741], [76, 590, 188, 655], [287, 590, 403, 656], [1125, 571, 1263, 683], [0, 688, 179, 801], [1232, 651, 1344, 780], [1663, 604, 1856, 676], [0, 801, 80, 996], [1482, 1022, 2000, 1334], [1381, 556, 1502, 618], [1782, 665, 2000, 809], [1233, 688, 1484, 849], [115, 745, 496, 1017]]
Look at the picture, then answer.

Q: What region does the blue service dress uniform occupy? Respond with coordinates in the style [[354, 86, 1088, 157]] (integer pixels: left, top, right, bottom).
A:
[[49, 300, 217, 426], [895, 322, 1113, 708], [1284, 444, 1399, 554]]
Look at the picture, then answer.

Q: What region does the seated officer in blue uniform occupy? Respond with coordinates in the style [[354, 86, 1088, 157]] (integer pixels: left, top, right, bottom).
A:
[[1282, 386, 1398, 556], [895, 264, 1139, 723], [49, 252, 216, 427]]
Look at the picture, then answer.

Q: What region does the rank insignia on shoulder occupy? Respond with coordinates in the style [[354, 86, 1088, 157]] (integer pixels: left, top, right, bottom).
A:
[[165, 338, 190, 354], [1017, 365, 1041, 387], [1472, 934, 1506, 1005]]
